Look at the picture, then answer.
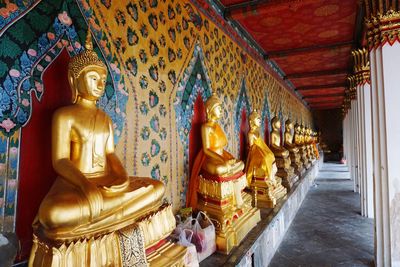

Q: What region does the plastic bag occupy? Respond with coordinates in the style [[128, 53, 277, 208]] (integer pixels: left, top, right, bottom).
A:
[[192, 212, 216, 262], [178, 229, 199, 267]]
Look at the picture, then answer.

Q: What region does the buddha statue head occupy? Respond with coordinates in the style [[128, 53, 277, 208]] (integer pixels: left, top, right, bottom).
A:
[[205, 93, 222, 121], [285, 119, 293, 131], [294, 123, 301, 135], [271, 116, 281, 131], [249, 110, 261, 131], [68, 29, 107, 103]]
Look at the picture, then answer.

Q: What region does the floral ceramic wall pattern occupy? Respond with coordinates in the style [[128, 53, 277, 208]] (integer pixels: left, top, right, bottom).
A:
[[0, 0, 128, 231], [0, 0, 314, 231]]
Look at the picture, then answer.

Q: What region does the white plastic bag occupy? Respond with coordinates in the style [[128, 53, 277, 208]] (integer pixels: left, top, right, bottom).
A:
[[192, 212, 216, 262], [178, 229, 199, 267]]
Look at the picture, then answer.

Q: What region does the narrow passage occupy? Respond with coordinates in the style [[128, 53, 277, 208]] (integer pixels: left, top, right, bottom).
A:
[[269, 162, 374, 267]]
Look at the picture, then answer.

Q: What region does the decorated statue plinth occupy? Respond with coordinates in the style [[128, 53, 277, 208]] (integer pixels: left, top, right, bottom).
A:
[[187, 94, 260, 254], [284, 120, 304, 177], [28, 30, 186, 267], [196, 171, 261, 253], [270, 117, 298, 190], [30, 204, 187, 267], [249, 175, 287, 208], [245, 111, 287, 208]]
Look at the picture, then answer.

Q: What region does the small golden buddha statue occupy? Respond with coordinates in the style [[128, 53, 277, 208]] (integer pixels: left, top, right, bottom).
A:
[[305, 127, 315, 162], [187, 94, 260, 254], [269, 117, 296, 189], [270, 117, 289, 158], [297, 124, 311, 169], [29, 30, 185, 267], [312, 131, 320, 159], [284, 119, 304, 176], [245, 111, 286, 208]]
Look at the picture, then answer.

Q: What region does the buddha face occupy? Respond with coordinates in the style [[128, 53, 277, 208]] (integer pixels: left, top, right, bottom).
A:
[[210, 103, 222, 120], [285, 121, 293, 130], [250, 114, 261, 129], [75, 66, 107, 101], [272, 118, 280, 130]]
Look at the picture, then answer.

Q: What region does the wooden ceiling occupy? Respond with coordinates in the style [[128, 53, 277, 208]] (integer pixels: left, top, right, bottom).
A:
[[216, 0, 363, 110]]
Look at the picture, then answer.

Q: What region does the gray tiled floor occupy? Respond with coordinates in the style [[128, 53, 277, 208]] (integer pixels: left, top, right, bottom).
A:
[[269, 162, 374, 267]]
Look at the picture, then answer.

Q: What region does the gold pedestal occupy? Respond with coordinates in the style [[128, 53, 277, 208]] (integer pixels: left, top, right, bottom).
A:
[[146, 241, 187, 267], [300, 146, 311, 169], [29, 205, 186, 267], [274, 156, 297, 190], [197, 172, 261, 254], [250, 176, 287, 208], [288, 150, 304, 176], [29, 232, 122, 267]]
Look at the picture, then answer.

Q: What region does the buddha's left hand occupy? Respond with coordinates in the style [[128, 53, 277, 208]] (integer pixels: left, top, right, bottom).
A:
[[102, 176, 129, 193]]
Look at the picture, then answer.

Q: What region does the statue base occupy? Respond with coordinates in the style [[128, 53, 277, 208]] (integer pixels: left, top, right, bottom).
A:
[[279, 173, 299, 191], [300, 146, 311, 169], [249, 177, 287, 208], [146, 240, 187, 266], [197, 172, 261, 254], [288, 152, 304, 176], [29, 205, 186, 267]]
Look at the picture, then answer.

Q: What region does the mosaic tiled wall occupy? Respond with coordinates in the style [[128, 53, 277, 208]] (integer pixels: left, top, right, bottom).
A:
[[0, 0, 313, 232]]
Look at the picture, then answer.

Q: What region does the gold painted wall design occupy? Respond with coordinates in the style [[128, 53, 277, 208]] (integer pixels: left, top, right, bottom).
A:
[[87, 0, 312, 209]]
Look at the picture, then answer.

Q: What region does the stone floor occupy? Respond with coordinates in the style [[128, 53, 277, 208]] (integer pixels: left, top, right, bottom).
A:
[[269, 162, 374, 267]]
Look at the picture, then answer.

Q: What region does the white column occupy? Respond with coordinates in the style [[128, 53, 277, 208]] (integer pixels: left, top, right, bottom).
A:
[[355, 99, 360, 193], [357, 85, 365, 214], [351, 99, 359, 192], [362, 82, 374, 218], [370, 42, 400, 266]]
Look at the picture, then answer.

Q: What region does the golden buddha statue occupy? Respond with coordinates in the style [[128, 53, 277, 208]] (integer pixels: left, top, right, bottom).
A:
[[245, 111, 286, 208], [187, 94, 260, 254], [284, 119, 304, 176], [296, 124, 311, 169], [312, 131, 320, 159], [305, 127, 316, 162], [29, 30, 186, 267], [269, 117, 296, 189]]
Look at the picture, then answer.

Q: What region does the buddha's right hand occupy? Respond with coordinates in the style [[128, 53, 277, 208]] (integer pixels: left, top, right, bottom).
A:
[[81, 181, 103, 219]]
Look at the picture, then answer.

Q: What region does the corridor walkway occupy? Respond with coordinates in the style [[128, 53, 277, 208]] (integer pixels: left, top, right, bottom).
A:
[[269, 162, 374, 267]]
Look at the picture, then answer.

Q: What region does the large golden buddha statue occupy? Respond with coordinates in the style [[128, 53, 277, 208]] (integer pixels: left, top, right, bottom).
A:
[[270, 116, 296, 189], [245, 111, 286, 208], [187, 94, 260, 254], [29, 30, 185, 267], [284, 119, 304, 176]]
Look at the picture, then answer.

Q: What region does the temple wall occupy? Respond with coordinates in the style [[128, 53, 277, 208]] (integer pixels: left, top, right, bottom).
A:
[[0, 0, 312, 260]]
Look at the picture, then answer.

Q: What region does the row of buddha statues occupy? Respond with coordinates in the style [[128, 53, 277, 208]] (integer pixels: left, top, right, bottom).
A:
[[186, 94, 319, 254], [28, 30, 320, 266]]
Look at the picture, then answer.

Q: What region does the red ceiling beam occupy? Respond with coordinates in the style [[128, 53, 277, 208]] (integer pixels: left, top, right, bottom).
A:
[[310, 102, 342, 106], [267, 41, 354, 58], [308, 98, 343, 104], [303, 93, 344, 99], [226, 0, 321, 20], [307, 98, 344, 104], [285, 69, 349, 79], [303, 93, 344, 101], [311, 106, 341, 110], [296, 83, 347, 91]]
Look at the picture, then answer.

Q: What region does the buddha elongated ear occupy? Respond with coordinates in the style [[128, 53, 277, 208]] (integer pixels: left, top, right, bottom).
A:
[[68, 70, 78, 103]]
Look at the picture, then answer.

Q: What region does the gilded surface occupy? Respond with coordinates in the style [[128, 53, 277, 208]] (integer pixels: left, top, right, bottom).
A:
[[0, 0, 313, 233], [29, 30, 183, 267], [245, 111, 287, 208]]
